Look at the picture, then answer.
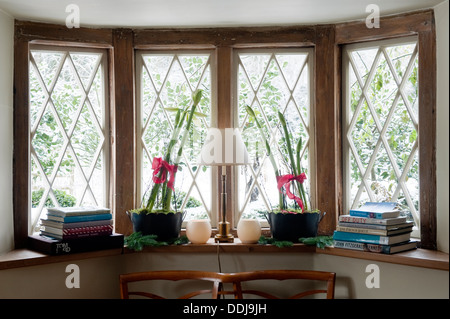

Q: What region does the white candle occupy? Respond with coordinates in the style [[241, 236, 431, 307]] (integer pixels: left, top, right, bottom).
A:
[[186, 219, 212, 244], [237, 219, 261, 244]]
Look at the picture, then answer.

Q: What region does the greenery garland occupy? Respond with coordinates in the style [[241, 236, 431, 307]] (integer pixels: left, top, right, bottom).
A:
[[299, 236, 334, 249], [125, 232, 189, 251], [125, 233, 334, 251], [258, 236, 294, 248], [258, 235, 334, 249]]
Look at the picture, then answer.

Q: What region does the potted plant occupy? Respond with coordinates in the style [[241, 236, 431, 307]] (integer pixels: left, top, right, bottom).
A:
[[246, 105, 324, 242], [128, 90, 205, 242]]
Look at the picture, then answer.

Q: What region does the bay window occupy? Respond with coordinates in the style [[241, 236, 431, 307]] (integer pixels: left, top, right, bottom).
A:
[[13, 10, 437, 250]]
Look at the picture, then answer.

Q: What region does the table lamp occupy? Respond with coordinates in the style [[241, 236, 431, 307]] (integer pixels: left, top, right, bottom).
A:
[[198, 128, 250, 242]]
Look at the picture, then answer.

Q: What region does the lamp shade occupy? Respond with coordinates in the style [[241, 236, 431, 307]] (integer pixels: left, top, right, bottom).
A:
[[198, 128, 250, 166]]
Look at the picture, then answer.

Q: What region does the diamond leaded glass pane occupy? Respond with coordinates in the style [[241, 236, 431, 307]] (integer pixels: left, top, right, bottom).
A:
[[236, 49, 314, 223], [137, 52, 213, 222], [29, 47, 108, 233], [344, 38, 419, 227]]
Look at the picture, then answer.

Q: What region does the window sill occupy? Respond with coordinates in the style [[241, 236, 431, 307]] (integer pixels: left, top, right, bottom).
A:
[[316, 246, 449, 271], [0, 247, 124, 271], [1, 238, 448, 271]]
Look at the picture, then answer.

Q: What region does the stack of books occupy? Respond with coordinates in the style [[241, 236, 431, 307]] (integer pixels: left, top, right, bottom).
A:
[[40, 206, 113, 240], [333, 202, 417, 254], [28, 206, 123, 255]]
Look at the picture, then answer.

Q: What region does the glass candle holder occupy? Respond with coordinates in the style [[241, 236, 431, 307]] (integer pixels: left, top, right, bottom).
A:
[[186, 219, 212, 244], [237, 219, 261, 244]]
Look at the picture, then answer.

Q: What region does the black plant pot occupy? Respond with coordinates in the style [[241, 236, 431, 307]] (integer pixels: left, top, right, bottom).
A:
[[129, 211, 184, 241], [266, 211, 325, 242]]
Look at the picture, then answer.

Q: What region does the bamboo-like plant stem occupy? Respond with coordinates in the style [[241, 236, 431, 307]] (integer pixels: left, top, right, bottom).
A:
[[278, 111, 308, 211], [162, 90, 203, 211], [145, 110, 185, 212], [246, 105, 284, 210], [296, 137, 308, 211]]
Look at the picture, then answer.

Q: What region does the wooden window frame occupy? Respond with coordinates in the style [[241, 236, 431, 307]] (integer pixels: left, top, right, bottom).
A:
[[28, 43, 111, 232], [12, 9, 436, 250], [134, 47, 218, 227], [342, 35, 421, 237], [231, 45, 317, 228], [232, 46, 316, 228], [335, 10, 437, 250], [13, 22, 117, 249]]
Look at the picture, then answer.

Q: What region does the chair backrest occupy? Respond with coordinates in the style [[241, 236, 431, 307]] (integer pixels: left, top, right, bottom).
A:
[[220, 270, 336, 299], [119, 270, 223, 299]]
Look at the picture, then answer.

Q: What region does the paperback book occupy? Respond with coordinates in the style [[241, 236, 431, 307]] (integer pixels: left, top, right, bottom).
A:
[[40, 218, 113, 229], [46, 213, 112, 223], [339, 215, 407, 225], [41, 223, 113, 240], [336, 222, 413, 236], [46, 206, 111, 217], [332, 230, 411, 245], [349, 202, 400, 219], [333, 240, 417, 254]]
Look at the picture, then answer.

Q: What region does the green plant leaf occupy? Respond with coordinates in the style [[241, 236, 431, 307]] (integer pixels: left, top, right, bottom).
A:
[[298, 236, 334, 249], [124, 232, 168, 251], [258, 236, 294, 248], [193, 111, 207, 118], [124, 233, 190, 251], [164, 107, 182, 112], [173, 235, 189, 245]]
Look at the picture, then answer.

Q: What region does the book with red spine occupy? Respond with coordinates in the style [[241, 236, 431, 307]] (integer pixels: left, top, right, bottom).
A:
[[41, 224, 113, 240]]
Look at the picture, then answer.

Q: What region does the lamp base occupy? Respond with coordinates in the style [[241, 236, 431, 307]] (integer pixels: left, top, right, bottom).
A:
[[215, 221, 234, 243]]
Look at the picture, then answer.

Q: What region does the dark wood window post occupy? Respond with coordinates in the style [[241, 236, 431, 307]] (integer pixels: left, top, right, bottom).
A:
[[112, 29, 136, 236], [315, 25, 341, 235], [13, 32, 30, 249]]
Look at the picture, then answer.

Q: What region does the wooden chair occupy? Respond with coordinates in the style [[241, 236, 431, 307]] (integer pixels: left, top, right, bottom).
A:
[[220, 270, 336, 299], [119, 270, 223, 299]]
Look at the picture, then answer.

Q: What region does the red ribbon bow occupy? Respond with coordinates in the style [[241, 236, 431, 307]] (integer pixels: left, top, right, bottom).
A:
[[277, 173, 307, 211], [152, 157, 178, 191]]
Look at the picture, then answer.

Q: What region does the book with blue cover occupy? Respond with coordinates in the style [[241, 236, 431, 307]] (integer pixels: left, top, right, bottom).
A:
[[349, 202, 400, 219], [333, 230, 411, 245], [46, 213, 112, 223]]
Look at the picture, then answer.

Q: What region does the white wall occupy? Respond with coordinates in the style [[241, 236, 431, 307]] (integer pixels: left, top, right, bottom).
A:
[[0, 255, 125, 298], [0, 9, 14, 255], [435, 0, 449, 253]]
